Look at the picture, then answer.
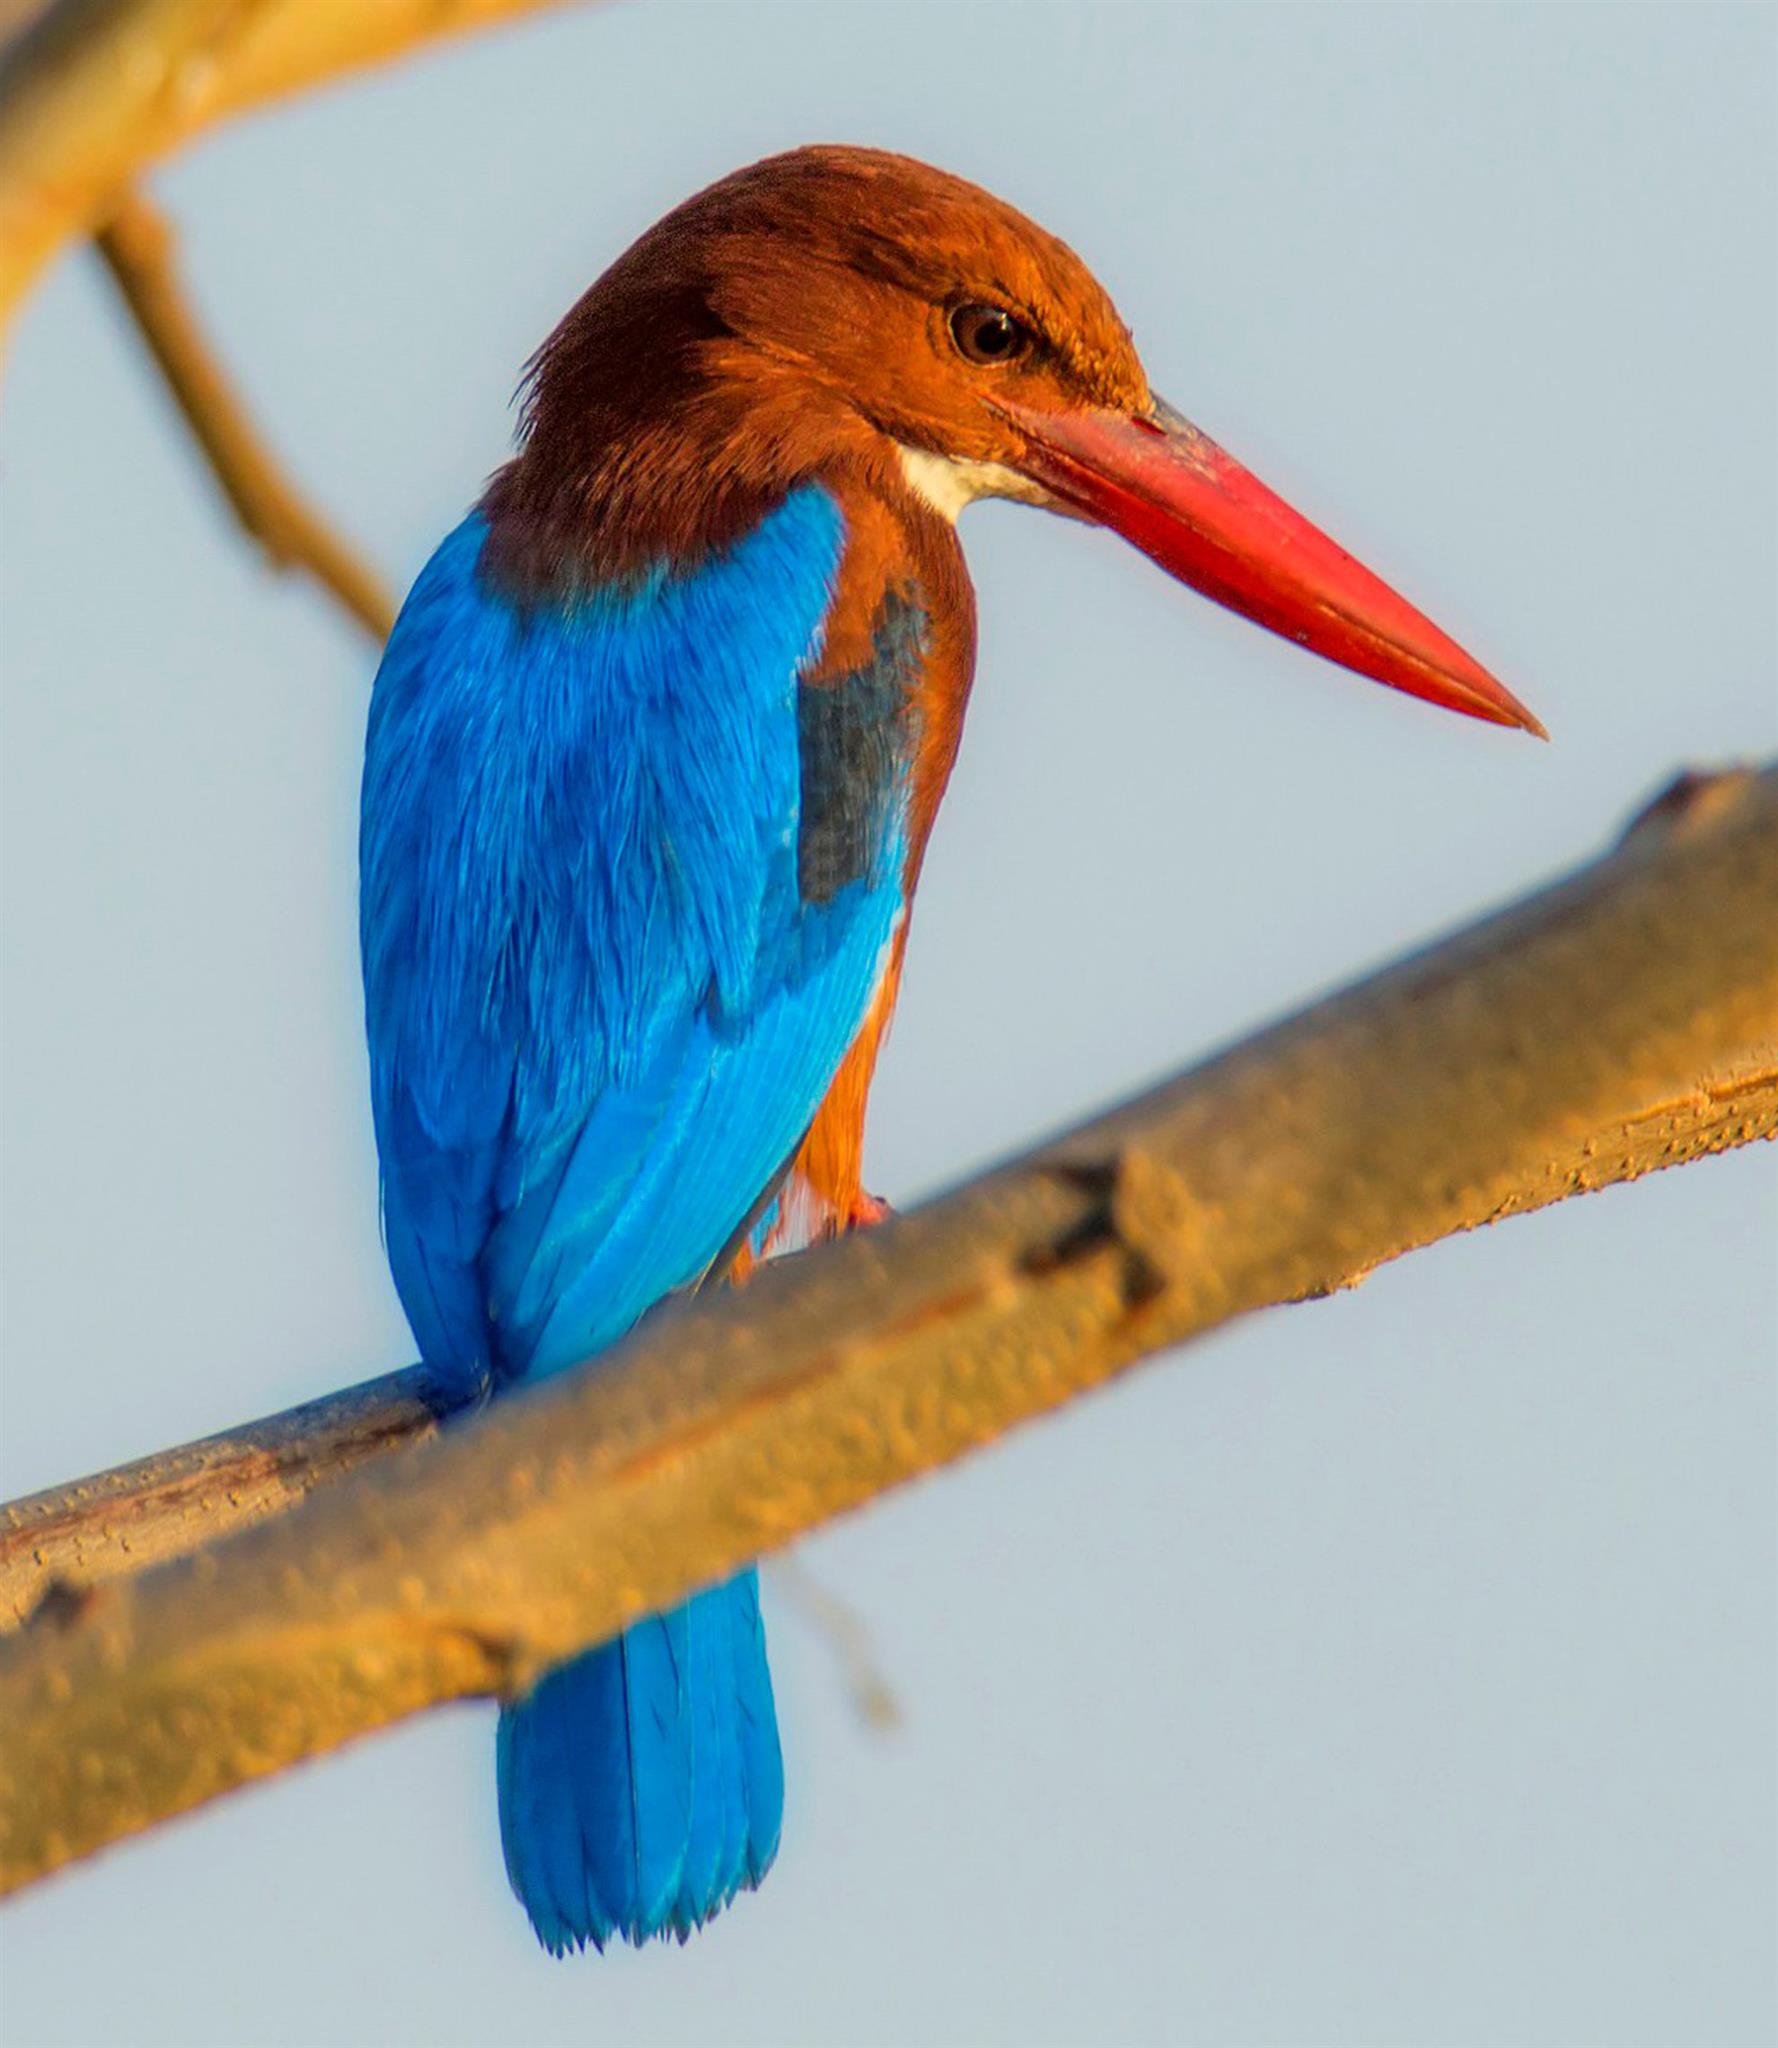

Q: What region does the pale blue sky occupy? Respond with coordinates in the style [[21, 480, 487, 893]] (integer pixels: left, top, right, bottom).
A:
[[2, 4, 1774, 2044]]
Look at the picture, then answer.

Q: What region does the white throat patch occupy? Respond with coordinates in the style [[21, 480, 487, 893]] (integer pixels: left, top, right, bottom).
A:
[[894, 445, 1052, 523]]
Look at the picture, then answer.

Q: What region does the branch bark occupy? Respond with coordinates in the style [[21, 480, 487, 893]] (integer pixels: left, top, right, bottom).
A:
[[0, 1367, 456, 1631], [94, 191, 396, 638], [0, 0, 586, 324], [7, 848, 1775, 1636], [1, 765, 1773, 1897]]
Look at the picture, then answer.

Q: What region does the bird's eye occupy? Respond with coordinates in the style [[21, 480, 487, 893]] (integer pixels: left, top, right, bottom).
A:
[[948, 303, 1031, 367]]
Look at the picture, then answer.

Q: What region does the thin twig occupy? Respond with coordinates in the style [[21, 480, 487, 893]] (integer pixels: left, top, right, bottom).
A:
[[0, 763, 1771, 1896], [93, 192, 395, 640], [770, 1554, 903, 1732]]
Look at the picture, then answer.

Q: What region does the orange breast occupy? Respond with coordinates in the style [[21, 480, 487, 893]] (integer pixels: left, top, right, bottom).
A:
[[734, 467, 975, 1272]]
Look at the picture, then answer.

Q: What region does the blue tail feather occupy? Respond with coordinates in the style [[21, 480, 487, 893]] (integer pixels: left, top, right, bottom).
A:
[[708, 1593, 751, 1909], [496, 1675, 613, 1954], [730, 1571, 785, 1882], [362, 494, 918, 1953], [497, 1570, 782, 1953], [669, 1590, 727, 1936]]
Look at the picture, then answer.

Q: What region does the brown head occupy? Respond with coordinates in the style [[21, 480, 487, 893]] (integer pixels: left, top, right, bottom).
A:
[[484, 145, 1540, 734]]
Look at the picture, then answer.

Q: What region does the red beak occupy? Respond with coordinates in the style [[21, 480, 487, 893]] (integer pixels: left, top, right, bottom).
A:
[[997, 396, 1545, 737]]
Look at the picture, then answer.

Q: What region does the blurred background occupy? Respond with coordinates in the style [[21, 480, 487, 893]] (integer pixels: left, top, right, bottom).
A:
[[2, 4, 1773, 2043]]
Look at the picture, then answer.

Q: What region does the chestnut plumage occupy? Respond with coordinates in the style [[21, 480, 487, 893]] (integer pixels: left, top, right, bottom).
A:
[[361, 144, 1538, 1959]]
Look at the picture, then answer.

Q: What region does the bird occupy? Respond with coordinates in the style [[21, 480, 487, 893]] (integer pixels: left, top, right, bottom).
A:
[[358, 143, 1541, 1957]]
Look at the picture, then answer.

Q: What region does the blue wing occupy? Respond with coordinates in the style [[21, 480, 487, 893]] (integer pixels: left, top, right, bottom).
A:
[[361, 485, 926, 1951], [360, 485, 916, 1386]]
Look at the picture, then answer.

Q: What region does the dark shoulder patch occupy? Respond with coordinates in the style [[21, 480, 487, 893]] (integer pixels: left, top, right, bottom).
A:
[[797, 590, 928, 904]]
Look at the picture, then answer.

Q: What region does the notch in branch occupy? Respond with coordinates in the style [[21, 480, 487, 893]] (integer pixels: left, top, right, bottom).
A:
[[0, 764, 1771, 1898]]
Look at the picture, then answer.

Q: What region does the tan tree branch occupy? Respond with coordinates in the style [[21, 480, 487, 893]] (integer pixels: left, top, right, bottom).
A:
[[0, 1366, 456, 1632], [0, 0, 588, 324], [0, 1363, 911, 1729], [1, 764, 1773, 1897], [93, 191, 395, 638], [6, 918, 1775, 1638]]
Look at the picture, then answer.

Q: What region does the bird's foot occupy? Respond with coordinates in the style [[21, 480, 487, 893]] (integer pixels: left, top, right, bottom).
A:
[[846, 1188, 894, 1231]]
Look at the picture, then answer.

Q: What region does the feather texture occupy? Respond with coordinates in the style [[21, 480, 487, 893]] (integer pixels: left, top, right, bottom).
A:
[[361, 484, 925, 1948]]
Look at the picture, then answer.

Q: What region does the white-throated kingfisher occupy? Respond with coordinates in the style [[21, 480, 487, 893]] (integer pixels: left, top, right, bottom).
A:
[[359, 145, 1541, 1957]]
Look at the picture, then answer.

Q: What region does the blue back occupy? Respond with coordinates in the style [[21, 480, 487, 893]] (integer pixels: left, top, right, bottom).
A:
[[360, 486, 924, 1949], [363, 487, 914, 1386]]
